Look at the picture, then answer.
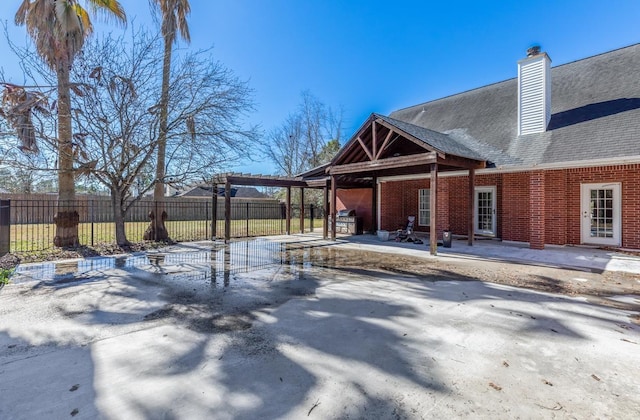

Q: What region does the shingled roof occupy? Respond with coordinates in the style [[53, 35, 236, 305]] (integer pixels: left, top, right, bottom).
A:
[[389, 43, 640, 168], [373, 113, 487, 161]]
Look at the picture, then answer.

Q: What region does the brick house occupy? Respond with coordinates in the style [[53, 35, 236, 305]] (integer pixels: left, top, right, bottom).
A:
[[316, 44, 640, 252]]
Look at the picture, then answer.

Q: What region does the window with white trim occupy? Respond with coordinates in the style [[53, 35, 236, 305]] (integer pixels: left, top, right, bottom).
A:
[[418, 189, 430, 226]]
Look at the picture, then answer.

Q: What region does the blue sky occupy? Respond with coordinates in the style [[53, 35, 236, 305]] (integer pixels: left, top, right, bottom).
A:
[[1, 1, 639, 175]]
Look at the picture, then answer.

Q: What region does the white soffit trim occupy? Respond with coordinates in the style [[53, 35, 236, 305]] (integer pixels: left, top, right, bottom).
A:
[[377, 155, 640, 183]]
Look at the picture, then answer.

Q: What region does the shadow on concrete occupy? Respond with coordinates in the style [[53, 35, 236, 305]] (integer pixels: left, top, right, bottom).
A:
[[0, 332, 99, 419], [2, 239, 638, 417]]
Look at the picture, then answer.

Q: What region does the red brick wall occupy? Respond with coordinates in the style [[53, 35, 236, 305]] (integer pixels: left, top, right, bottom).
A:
[[544, 170, 568, 245], [436, 175, 450, 238], [448, 177, 468, 234], [379, 179, 430, 232], [529, 171, 545, 249], [336, 188, 373, 232], [502, 172, 530, 242], [371, 164, 640, 249]]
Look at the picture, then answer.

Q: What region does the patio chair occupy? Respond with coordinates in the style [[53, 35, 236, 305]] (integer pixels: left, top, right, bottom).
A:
[[395, 216, 422, 243]]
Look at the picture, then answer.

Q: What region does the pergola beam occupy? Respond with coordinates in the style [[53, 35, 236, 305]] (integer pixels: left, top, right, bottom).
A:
[[372, 121, 377, 159], [429, 163, 438, 255], [330, 175, 337, 241], [436, 154, 486, 170], [375, 129, 394, 160], [323, 181, 329, 239], [356, 136, 374, 161], [286, 186, 291, 235], [329, 152, 437, 175], [299, 187, 305, 233]]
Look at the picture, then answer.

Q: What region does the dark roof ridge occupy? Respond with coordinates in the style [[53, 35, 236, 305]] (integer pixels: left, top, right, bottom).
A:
[[392, 42, 640, 115]]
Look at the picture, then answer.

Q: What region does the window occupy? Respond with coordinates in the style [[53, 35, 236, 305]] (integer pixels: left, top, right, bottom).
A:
[[418, 189, 430, 226]]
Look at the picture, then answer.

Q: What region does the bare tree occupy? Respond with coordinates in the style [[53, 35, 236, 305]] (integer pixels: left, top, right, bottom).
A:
[[69, 29, 258, 245], [70, 30, 160, 245], [264, 92, 343, 208], [265, 91, 343, 177], [160, 51, 259, 182], [0, 149, 55, 193]]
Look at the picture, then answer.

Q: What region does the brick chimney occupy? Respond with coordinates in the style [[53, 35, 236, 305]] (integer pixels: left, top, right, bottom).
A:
[[517, 46, 551, 135]]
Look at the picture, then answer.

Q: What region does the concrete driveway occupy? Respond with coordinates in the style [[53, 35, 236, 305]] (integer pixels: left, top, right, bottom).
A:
[[1, 238, 638, 419]]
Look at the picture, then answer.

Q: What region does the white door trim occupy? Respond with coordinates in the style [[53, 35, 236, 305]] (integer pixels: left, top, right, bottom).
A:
[[474, 186, 497, 236], [580, 182, 621, 246]]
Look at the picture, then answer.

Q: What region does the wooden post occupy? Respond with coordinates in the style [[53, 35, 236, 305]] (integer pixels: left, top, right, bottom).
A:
[[372, 121, 377, 159], [0, 200, 9, 256], [323, 182, 329, 239], [299, 187, 305, 234], [468, 168, 475, 246], [330, 175, 337, 241], [211, 183, 218, 240], [430, 163, 438, 255], [224, 180, 231, 243], [286, 186, 291, 235], [371, 175, 378, 233]]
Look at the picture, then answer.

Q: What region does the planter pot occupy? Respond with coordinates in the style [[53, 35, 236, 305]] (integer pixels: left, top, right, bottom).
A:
[[377, 230, 389, 241]]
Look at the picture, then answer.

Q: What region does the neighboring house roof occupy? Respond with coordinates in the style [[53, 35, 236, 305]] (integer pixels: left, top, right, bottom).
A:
[[180, 185, 268, 199], [234, 187, 268, 198], [389, 43, 640, 168]]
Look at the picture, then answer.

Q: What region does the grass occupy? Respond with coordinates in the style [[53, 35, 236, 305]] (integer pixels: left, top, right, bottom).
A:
[[0, 268, 13, 285], [7, 218, 325, 253]]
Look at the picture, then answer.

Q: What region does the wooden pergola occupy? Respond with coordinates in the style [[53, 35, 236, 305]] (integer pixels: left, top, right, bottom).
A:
[[212, 172, 372, 243], [212, 173, 311, 242], [324, 114, 487, 255]]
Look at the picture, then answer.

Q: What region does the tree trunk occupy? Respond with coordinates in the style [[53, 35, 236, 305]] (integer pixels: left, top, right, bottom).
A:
[[53, 60, 79, 248], [146, 32, 173, 241], [111, 188, 129, 247]]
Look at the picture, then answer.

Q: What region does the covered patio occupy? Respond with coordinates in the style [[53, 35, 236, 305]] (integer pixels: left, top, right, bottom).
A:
[[213, 114, 486, 255], [320, 113, 487, 255]]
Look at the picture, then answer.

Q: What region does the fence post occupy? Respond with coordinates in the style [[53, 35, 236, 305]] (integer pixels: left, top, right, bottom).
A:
[[0, 200, 10, 256], [90, 199, 94, 247], [205, 200, 209, 241], [310, 204, 314, 234], [211, 191, 217, 240], [154, 200, 159, 241], [246, 202, 250, 237]]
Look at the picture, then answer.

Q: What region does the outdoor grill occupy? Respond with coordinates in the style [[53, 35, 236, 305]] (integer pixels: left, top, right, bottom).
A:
[[331, 209, 363, 235], [338, 209, 356, 217]]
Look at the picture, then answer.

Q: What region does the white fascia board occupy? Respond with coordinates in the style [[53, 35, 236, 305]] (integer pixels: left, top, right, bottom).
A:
[[376, 155, 640, 183]]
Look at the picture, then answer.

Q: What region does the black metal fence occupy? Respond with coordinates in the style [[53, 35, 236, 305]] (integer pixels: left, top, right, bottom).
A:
[[0, 199, 325, 254]]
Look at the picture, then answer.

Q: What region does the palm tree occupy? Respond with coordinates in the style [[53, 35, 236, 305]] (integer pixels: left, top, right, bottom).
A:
[[15, 0, 126, 247], [144, 0, 191, 241]]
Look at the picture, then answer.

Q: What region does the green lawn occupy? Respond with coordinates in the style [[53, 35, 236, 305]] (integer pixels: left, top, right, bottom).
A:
[[7, 218, 325, 253]]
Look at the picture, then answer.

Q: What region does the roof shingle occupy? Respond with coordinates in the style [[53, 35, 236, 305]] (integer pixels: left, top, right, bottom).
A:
[[389, 44, 640, 167]]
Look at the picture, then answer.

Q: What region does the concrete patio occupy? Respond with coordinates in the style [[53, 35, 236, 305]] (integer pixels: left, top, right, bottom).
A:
[[336, 232, 640, 274], [0, 236, 638, 419]]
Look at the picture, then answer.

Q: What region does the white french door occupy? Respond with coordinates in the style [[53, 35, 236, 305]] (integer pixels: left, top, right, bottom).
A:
[[475, 186, 496, 236], [580, 183, 621, 246]]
